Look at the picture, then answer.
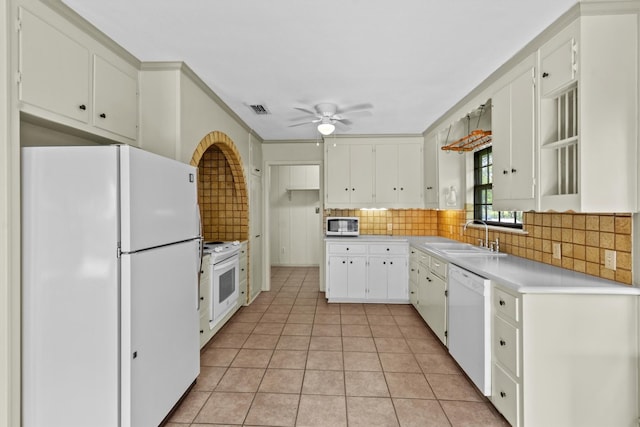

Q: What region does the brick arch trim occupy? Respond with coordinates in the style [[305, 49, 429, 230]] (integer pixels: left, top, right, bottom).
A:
[[190, 131, 248, 241]]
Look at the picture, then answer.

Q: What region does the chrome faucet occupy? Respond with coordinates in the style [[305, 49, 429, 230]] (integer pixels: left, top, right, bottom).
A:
[[463, 219, 489, 249]]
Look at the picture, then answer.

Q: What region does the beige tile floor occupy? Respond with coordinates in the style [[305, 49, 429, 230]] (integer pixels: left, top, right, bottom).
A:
[[166, 266, 509, 427]]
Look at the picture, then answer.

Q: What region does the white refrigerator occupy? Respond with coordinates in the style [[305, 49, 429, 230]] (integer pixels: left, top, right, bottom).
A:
[[22, 145, 201, 427]]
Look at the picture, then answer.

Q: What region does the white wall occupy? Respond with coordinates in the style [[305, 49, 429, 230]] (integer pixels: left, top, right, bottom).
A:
[[263, 142, 324, 163], [269, 165, 321, 266]]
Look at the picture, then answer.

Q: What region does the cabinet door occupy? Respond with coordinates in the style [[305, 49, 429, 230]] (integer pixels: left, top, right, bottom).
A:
[[349, 145, 374, 204], [18, 7, 90, 123], [409, 281, 418, 307], [386, 257, 408, 301], [417, 268, 430, 320], [540, 37, 576, 97], [491, 83, 511, 203], [93, 55, 138, 140], [328, 256, 349, 299], [347, 257, 367, 299], [250, 174, 263, 301], [397, 143, 422, 204], [423, 135, 438, 207], [424, 273, 447, 345], [366, 257, 388, 300], [326, 144, 351, 205], [509, 66, 535, 201], [374, 144, 398, 204]]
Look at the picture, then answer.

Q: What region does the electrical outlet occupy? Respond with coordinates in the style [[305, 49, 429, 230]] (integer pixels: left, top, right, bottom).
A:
[[552, 242, 562, 260], [604, 249, 617, 270]]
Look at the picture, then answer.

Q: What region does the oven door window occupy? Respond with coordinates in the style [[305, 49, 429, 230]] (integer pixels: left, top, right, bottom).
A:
[[210, 256, 240, 325], [219, 268, 236, 303]]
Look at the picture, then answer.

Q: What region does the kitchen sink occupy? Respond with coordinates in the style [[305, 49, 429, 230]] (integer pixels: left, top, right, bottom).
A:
[[423, 242, 474, 250], [424, 242, 508, 257], [440, 248, 508, 257]]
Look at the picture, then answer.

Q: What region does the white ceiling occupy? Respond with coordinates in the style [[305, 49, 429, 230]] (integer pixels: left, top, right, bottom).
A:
[[61, 0, 577, 141]]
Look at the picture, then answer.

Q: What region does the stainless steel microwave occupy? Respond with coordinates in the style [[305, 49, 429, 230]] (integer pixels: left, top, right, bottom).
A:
[[326, 217, 359, 236]]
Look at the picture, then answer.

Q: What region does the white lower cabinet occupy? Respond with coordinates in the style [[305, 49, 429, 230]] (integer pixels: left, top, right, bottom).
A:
[[491, 282, 639, 426], [409, 248, 447, 345], [326, 240, 408, 303], [239, 242, 248, 303], [198, 254, 213, 349]]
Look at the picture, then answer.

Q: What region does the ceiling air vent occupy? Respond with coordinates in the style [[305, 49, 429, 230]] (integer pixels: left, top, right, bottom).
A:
[[248, 104, 270, 115]]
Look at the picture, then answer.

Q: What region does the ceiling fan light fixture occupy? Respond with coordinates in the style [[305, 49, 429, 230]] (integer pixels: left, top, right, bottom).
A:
[[317, 122, 335, 135]]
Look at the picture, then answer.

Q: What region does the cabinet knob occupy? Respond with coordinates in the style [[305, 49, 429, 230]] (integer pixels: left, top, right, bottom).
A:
[[346, 247, 350, 251], [78, 104, 86, 111], [511, 168, 517, 173], [200, 296, 204, 301], [426, 186, 433, 190], [200, 330, 204, 334], [499, 339, 506, 346], [345, 188, 349, 191], [411, 291, 415, 294], [500, 391, 507, 398], [503, 170, 509, 175], [393, 187, 397, 191], [99, 113, 106, 119], [350, 261, 353, 264], [386, 248, 390, 251], [390, 261, 393, 265], [542, 72, 549, 78], [342, 261, 346, 264], [383, 261, 386, 265], [499, 299, 506, 306], [400, 187, 404, 191], [352, 188, 355, 191]]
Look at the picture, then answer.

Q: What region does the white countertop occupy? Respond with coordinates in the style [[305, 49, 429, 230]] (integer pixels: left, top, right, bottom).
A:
[[405, 236, 640, 296]]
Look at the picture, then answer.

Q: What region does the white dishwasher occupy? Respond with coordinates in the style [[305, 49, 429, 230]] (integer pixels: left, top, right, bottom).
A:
[[448, 264, 491, 396]]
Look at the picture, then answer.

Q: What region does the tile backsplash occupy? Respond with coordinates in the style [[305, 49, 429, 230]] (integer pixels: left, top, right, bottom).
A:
[[326, 208, 633, 285], [198, 146, 247, 241]]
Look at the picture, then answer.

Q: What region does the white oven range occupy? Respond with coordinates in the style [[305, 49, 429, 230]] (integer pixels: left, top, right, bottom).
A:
[[203, 241, 241, 326]]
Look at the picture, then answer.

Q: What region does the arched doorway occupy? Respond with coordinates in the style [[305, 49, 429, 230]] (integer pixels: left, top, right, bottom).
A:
[[190, 131, 248, 242]]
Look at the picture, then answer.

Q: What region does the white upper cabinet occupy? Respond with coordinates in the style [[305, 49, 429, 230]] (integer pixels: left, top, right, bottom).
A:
[[539, 15, 638, 212], [93, 55, 138, 140], [423, 131, 464, 210], [491, 54, 536, 211], [17, 4, 139, 143], [325, 137, 423, 209], [540, 34, 577, 98], [374, 143, 423, 207], [325, 142, 374, 207], [18, 7, 90, 123]]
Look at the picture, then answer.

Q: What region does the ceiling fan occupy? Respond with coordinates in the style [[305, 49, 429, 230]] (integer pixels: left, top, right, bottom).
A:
[[289, 102, 373, 135]]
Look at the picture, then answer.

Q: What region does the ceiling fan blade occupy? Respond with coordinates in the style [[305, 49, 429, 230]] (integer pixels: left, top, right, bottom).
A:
[[294, 107, 319, 116], [334, 118, 353, 126], [288, 122, 312, 128], [288, 118, 322, 128], [343, 110, 373, 119], [336, 103, 373, 114]]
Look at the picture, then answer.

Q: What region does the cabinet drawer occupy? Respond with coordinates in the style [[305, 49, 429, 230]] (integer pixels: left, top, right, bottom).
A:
[[369, 243, 408, 255], [429, 256, 447, 279], [492, 363, 519, 427], [494, 315, 520, 377], [327, 243, 367, 255], [494, 287, 519, 322]]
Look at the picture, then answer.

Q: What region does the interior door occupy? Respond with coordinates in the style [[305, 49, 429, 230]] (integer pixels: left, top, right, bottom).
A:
[[121, 240, 200, 427]]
